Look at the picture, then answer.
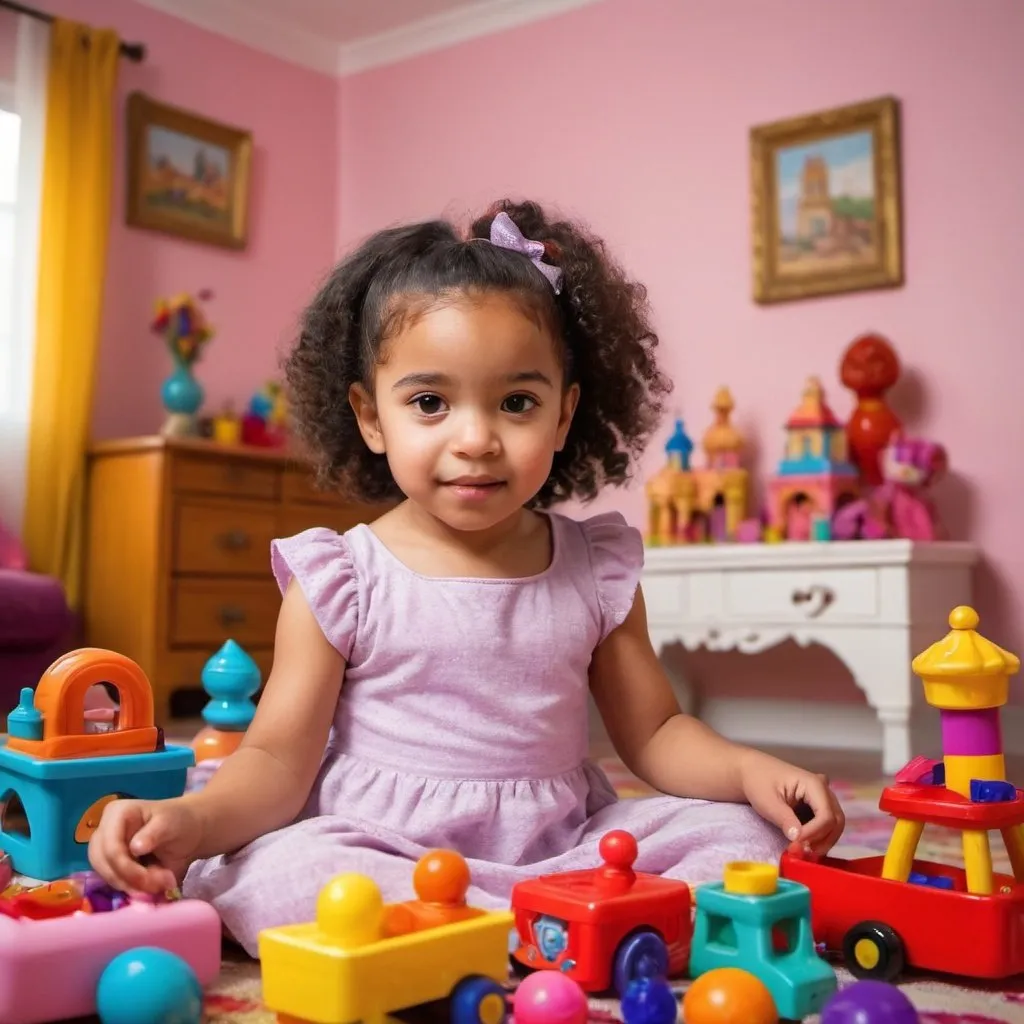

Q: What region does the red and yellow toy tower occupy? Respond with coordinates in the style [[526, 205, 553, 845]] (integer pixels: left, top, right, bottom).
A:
[[881, 606, 1024, 895]]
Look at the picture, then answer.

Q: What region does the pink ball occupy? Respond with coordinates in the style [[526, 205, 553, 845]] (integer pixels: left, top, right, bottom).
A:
[[515, 971, 589, 1024]]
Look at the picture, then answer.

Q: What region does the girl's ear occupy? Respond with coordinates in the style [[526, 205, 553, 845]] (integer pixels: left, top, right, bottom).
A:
[[349, 383, 386, 453], [555, 382, 580, 451]]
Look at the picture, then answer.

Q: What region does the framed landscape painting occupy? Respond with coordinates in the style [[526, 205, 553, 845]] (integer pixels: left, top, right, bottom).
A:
[[126, 92, 252, 250], [750, 96, 903, 304]]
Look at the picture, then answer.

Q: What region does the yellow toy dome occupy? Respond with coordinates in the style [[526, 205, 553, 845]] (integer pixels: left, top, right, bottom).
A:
[[316, 873, 385, 948], [911, 606, 1020, 710], [702, 387, 744, 459]]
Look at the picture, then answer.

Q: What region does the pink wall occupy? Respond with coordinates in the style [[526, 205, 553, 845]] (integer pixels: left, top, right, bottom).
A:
[[9, 0, 338, 438], [338, 0, 1024, 692]]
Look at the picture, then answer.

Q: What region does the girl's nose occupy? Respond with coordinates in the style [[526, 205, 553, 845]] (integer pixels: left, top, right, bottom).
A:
[[453, 413, 500, 457]]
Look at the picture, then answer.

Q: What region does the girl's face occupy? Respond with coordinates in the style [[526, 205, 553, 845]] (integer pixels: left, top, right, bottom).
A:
[[350, 291, 578, 533]]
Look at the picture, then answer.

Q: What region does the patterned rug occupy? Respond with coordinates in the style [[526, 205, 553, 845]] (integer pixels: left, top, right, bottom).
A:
[[188, 761, 1023, 1023]]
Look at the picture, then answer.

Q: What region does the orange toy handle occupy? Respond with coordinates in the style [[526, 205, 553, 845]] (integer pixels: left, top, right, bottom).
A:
[[6, 648, 160, 760]]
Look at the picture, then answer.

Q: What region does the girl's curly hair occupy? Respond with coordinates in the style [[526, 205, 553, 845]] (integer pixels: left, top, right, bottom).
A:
[[284, 199, 671, 507]]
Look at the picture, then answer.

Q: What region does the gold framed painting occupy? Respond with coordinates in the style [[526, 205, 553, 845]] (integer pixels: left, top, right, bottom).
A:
[[750, 96, 903, 304], [126, 92, 252, 250]]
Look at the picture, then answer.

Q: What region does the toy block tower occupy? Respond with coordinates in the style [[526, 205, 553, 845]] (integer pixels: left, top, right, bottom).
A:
[[880, 607, 1024, 895], [0, 649, 194, 880], [191, 639, 260, 764]]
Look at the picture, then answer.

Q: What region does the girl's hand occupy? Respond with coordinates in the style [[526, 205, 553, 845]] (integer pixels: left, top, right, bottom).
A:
[[88, 797, 204, 895], [739, 751, 846, 855]]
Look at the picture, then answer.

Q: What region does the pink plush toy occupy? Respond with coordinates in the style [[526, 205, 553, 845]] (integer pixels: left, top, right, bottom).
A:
[[0, 518, 27, 571], [833, 434, 947, 541]]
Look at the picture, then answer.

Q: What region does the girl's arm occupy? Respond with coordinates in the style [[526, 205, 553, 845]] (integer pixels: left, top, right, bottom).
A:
[[181, 577, 344, 858], [589, 585, 844, 851]]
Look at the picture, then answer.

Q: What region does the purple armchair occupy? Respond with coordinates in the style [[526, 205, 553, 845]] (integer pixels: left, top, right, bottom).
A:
[[0, 570, 75, 711]]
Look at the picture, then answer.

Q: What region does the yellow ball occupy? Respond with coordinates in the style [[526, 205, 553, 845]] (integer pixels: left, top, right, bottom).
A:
[[316, 873, 384, 947]]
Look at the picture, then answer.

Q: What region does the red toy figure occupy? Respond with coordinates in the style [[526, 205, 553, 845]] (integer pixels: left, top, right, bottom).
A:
[[840, 333, 901, 486]]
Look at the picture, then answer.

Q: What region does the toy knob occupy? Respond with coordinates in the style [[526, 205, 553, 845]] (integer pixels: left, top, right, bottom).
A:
[[7, 687, 43, 740], [599, 830, 638, 870], [723, 861, 778, 896], [412, 849, 470, 906], [315, 873, 383, 948], [949, 605, 979, 631]]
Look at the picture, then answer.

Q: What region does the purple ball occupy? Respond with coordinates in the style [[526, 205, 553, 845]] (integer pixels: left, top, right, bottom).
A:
[[822, 980, 919, 1023]]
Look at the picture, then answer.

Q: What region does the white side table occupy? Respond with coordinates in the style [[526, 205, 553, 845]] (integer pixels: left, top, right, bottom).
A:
[[641, 540, 979, 774]]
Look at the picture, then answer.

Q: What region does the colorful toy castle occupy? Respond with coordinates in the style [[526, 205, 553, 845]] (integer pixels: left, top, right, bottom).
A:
[[767, 376, 859, 540], [645, 388, 749, 544]]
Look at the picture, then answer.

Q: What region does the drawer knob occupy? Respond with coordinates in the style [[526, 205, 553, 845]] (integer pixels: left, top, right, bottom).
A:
[[218, 529, 251, 551], [219, 605, 247, 627], [792, 585, 834, 618]]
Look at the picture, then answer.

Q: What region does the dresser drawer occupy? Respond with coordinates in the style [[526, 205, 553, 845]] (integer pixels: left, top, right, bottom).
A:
[[172, 453, 280, 501], [159, 646, 274, 693], [721, 567, 879, 622], [174, 499, 278, 576], [283, 467, 338, 506], [278, 503, 385, 539], [170, 579, 280, 646]]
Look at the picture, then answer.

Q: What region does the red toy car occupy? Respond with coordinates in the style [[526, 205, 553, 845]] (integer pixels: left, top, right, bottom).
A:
[[510, 831, 691, 994], [781, 842, 1024, 981]]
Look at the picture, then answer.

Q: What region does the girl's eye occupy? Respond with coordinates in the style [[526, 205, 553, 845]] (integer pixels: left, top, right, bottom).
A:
[[411, 394, 446, 415], [502, 394, 537, 414]]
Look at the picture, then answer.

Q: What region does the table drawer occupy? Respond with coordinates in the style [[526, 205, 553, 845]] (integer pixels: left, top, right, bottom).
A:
[[721, 567, 879, 622], [174, 500, 278, 576], [172, 454, 280, 501], [170, 579, 280, 646]]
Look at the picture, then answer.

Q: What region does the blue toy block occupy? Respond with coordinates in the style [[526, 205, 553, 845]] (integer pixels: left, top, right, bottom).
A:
[[970, 779, 1017, 803], [909, 871, 955, 890], [0, 743, 194, 880], [690, 877, 837, 1019]]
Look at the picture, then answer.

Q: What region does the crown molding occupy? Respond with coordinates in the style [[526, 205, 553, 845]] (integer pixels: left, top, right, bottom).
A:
[[336, 0, 604, 76], [129, 0, 342, 76]]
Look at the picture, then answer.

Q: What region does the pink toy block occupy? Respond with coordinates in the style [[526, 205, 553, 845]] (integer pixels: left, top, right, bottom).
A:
[[0, 897, 221, 1024]]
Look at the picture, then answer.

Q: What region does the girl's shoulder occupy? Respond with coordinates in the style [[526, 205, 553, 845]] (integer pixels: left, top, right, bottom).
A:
[[549, 511, 645, 642]]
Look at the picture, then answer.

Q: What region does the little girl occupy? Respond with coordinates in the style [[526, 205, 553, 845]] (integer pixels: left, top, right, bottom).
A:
[[89, 199, 844, 956]]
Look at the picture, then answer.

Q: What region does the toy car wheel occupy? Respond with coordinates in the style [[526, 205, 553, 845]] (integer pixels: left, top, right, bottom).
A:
[[612, 929, 669, 997], [842, 920, 906, 982], [450, 974, 508, 1024]]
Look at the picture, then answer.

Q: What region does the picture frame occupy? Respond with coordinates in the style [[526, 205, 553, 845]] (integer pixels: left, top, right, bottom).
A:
[[126, 92, 253, 250], [750, 96, 903, 304]]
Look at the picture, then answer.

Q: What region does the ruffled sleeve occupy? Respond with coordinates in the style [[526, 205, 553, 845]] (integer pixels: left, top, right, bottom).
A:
[[581, 512, 644, 642], [270, 528, 359, 661]]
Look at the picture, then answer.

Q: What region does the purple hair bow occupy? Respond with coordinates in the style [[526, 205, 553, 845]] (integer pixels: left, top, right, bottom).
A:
[[489, 212, 563, 294]]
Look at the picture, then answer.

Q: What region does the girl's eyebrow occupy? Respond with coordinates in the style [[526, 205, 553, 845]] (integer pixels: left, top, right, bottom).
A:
[[391, 370, 554, 390]]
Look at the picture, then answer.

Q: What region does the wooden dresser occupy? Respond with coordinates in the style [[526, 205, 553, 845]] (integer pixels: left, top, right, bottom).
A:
[[83, 436, 386, 723]]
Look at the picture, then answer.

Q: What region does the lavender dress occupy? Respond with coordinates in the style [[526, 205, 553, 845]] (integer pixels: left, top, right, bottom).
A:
[[182, 512, 786, 956]]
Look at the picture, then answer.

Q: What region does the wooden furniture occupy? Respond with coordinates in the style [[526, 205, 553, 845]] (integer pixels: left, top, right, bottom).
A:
[[83, 436, 386, 723], [641, 539, 978, 774]]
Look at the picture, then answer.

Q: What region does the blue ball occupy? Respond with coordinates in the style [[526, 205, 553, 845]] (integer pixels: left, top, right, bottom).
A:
[[621, 976, 679, 1024], [96, 946, 202, 1024], [822, 980, 919, 1023]]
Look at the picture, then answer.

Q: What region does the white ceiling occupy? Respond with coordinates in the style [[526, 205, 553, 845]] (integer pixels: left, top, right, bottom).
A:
[[133, 0, 602, 76]]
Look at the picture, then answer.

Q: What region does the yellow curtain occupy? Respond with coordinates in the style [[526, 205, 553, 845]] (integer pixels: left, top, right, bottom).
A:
[[23, 19, 119, 608]]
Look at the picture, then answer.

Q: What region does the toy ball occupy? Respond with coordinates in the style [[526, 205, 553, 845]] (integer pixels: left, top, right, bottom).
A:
[[514, 971, 588, 1024], [96, 946, 202, 1024], [821, 980, 920, 1023], [681, 967, 777, 1024], [622, 976, 679, 1024]]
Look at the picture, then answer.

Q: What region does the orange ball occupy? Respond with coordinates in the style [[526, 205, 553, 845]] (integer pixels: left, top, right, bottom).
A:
[[682, 968, 778, 1024], [412, 849, 470, 904]]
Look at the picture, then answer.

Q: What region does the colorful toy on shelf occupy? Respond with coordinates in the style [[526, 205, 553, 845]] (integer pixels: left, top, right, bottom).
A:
[[681, 966, 778, 1024], [241, 379, 288, 447], [191, 640, 260, 764], [258, 849, 513, 1024], [645, 388, 749, 544], [821, 980, 920, 1024], [511, 829, 691, 993], [840, 332, 902, 487], [781, 606, 1024, 982], [689, 861, 836, 1018], [0, 875, 220, 1024], [766, 376, 859, 541], [831, 433, 948, 542], [0, 649, 194, 881]]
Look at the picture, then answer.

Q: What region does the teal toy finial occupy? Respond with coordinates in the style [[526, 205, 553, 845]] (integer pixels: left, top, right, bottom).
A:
[[7, 688, 43, 740], [201, 640, 260, 731], [665, 417, 693, 471]]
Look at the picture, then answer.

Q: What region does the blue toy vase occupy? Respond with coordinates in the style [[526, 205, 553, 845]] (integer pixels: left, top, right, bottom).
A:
[[160, 357, 204, 436]]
